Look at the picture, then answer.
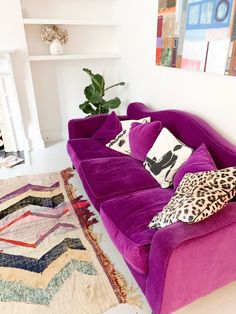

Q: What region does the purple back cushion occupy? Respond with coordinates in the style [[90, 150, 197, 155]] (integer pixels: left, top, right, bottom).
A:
[[92, 111, 122, 144], [173, 143, 217, 190], [129, 121, 163, 162]]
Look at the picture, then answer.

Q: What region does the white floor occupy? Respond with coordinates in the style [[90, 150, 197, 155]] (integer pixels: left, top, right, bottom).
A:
[[1, 141, 236, 314]]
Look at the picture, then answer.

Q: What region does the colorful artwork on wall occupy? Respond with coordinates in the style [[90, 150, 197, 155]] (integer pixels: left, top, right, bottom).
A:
[[156, 0, 236, 76]]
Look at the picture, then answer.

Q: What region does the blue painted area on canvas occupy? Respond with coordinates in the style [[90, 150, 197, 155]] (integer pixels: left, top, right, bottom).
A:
[[186, 0, 233, 30], [185, 29, 207, 40]]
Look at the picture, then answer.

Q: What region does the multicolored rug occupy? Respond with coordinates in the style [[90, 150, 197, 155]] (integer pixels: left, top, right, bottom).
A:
[[0, 168, 140, 314]]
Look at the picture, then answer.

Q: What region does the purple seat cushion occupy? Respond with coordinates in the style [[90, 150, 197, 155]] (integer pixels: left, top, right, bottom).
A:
[[79, 157, 160, 209], [129, 121, 163, 161], [67, 138, 125, 164], [92, 111, 122, 144], [100, 187, 174, 274], [173, 143, 217, 190]]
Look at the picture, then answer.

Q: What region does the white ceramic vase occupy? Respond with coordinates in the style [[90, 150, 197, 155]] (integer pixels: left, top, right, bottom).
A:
[[50, 39, 64, 55]]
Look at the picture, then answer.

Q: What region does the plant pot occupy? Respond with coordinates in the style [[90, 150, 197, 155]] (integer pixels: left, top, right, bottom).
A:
[[50, 39, 64, 55]]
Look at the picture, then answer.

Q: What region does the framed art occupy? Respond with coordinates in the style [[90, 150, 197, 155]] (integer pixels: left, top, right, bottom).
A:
[[156, 0, 236, 75]]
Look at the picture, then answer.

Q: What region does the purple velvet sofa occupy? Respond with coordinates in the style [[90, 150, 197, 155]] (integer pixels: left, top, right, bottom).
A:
[[67, 102, 236, 314]]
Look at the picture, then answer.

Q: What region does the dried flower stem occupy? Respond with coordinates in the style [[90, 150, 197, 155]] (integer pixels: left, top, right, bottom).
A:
[[41, 25, 68, 45]]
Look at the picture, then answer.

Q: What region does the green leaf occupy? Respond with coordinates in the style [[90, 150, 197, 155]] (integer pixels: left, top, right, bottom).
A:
[[84, 85, 103, 104], [83, 68, 105, 95], [80, 68, 124, 115], [99, 105, 109, 114], [84, 85, 94, 100], [79, 101, 96, 115], [83, 68, 93, 77], [92, 74, 105, 93], [102, 97, 121, 109]]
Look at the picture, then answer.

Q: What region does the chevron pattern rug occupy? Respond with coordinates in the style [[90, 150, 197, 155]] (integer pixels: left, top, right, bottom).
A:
[[0, 168, 139, 314]]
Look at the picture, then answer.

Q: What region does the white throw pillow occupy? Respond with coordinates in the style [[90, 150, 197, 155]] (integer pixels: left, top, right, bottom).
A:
[[144, 128, 193, 188], [120, 117, 150, 130], [106, 117, 150, 155]]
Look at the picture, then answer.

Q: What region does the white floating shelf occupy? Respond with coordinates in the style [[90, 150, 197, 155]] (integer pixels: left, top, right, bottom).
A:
[[0, 72, 11, 76], [0, 50, 15, 54], [23, 18, 120, 26], [29, 53, 121, 61]]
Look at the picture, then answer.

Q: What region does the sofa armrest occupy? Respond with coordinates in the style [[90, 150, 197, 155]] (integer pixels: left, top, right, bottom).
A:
[[145, 202, 236, 314], [68, 114, 128, 139]]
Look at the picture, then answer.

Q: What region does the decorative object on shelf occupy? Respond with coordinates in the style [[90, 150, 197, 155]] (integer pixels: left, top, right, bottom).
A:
[[49, 38, 64, 55], [41, 25, 68, 55], [79, 68, 125, 115], [155, 0, 236, 76]]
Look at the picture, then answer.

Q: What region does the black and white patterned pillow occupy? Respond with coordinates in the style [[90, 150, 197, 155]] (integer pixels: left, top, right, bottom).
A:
[[149, 167, 236, 229], [106, 128, 130, 154], [144, 128, 193, 188], [106, 117, 150, 155]]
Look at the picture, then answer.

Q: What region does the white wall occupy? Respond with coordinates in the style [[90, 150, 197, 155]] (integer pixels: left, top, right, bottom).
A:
[[118, 0, 236, 145], [0, 0, 122, 145], [30, 60, 121, 141], [1, 0, 235, 147], [0, 0, 44, 150], [21, 0, 122, 142]]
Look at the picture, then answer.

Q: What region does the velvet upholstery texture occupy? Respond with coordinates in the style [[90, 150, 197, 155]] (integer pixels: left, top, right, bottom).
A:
[[79, 157, 160, 209], [100, 187, 174, 274], [173, 143, 217, 189], [68, 114, 128, 140], [161, 206, 236, 314], [129, 121, 163, 161], [67, 138, 125, 164], [126, 263, 148, 293], [92, 111, 122, 144], [67, 102, 236, 314], [146, 201, 236, 314], [106, 117, 151, 155], [127, 102, 236, 168]]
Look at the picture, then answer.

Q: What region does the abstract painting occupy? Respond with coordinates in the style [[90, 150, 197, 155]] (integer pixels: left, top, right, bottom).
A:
[[156, 0, 236, 75]]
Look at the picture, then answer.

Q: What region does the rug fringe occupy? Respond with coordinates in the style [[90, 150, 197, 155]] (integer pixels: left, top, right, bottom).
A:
[[126, 284, 143, 308], [84, 228, 142, 308], [61, 169, 142, 309], [61, 167, 74, 183]]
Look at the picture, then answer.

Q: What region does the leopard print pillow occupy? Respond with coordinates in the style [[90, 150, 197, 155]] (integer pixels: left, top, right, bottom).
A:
[[149, 167, 236, 229]]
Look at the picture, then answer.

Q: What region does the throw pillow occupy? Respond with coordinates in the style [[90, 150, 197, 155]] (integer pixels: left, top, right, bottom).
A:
[[149, 167, 236, 229], [106, 117, 151, 155], [120, 117, 151, 130], [92, 112, 122, 144], [144, 128, 193, 188], [129, 121, 163, 162], [173, 143, 217, 190]]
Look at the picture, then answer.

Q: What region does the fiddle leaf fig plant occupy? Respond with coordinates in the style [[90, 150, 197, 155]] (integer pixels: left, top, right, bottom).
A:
[[79, 68, 125, 115]]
